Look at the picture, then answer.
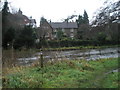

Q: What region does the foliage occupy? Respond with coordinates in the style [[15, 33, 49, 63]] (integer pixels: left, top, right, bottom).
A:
[[2, 1, 9, 23], [97, 32, 107, 44], [43, 45, 119, 51], [83, 10, 89, 24], [56, 29, 64, 40], [76, 10, 89, 40], [2, 27, 15, 48], [91, 0, 119, 26], [2, 1, 37, 49], [14, 25, 36, 49], [90, 0, 119, 44], [76, 15, 83, 27], [64, 15, 77, 22], [3, 58, 119, 88], [2, 1, 10, 48], [46, 39, 93, 48], [76, 10, 89, 27], [37, 38, 119, 48]]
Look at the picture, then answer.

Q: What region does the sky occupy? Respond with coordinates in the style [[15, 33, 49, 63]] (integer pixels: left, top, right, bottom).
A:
[[1, 0, 106, 26]]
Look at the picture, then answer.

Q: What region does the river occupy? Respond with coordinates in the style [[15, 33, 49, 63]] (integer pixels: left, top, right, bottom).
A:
[[17, 47, 120, 66]]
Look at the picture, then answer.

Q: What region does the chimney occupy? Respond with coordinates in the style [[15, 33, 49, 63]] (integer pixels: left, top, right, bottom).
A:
[[50, 19, 51, 23]]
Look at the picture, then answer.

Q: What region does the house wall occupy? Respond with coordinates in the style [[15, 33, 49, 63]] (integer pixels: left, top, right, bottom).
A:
[[63, 28, 77, 38], [38, 21, 78, 40], [52, 28, 77, 39], [38, 21, 53, 40]]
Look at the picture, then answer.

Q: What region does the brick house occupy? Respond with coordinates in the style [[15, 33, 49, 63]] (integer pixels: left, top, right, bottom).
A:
[[36, 20, 53, 40], [37, 20, 78, 40], [50, 22, 78, 39]]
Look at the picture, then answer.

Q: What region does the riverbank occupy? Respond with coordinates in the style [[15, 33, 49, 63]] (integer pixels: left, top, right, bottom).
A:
[[3, 58, 119, 88], [3, 45, 119, 67], [41, 45, 120, 51]]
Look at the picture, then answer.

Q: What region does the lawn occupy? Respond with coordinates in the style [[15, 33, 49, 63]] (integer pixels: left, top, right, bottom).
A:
[[3, 58, 119, 88]]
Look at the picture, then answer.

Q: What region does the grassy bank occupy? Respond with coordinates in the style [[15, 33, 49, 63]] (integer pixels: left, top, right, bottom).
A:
[[3, 58, 119, 88], [42, 45, 120, 51]]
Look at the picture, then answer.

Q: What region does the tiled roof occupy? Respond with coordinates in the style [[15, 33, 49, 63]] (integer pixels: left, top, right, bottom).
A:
[[50, 22, 78, 29]]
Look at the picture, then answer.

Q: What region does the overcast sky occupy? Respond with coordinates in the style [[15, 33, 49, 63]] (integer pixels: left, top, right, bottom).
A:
[[2, 0, 105, 26]]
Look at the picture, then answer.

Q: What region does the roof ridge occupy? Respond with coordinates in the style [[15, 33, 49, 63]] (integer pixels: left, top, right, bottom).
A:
[[49, 22, 78, 29]]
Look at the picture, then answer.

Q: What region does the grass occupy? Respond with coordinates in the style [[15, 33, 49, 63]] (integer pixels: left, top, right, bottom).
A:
[[42, 45, 120, 51], [3, 58, 119, 88]]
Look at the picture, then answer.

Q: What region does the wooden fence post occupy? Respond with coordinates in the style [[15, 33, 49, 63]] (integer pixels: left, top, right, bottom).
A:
[[39, 48, 44, 68], [40, 53, 43, 68]]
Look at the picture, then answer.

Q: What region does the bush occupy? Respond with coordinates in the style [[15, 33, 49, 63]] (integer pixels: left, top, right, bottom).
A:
[[42, 39, 95, 48]]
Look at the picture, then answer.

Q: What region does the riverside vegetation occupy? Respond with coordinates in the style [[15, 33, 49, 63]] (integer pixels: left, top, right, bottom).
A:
[[3, 58, 119, 88]]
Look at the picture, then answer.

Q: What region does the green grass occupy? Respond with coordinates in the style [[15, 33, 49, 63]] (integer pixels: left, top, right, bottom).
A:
[[3, 58, 119, 88]]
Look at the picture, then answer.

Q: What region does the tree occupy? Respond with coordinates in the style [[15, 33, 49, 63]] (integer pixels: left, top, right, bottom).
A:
[[2, 1, 10, 48], [76, 10, 89, 27], [64, 15, 77, 22], [76, 15, 84, 27], [2, 1, 9, 28], [76, 11, 89, 40], [56, 29, 64, 40], [97, 32, 107, 44], [91, 0, 120, 44], [14, 25, 36, 49], [2, 27, 15, 48], [83, 10, 89, 24], [91, 0, 120, 26], [2, 1, 9, 20]]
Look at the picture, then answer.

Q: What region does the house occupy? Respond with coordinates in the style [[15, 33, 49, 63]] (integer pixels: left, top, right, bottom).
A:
[[15, 9, 37, 28], [28, 16, 37, 28], [37, 20, 78, 40], [50, 22, 78, 39], [36, 20, 53, 40], [4, 9, 36, 30]]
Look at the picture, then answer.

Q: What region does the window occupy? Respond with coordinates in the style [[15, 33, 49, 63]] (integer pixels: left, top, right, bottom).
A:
[[54, 34, 57, 38], [54, 29, 57, 32], [64, 33, 67, 36], [70, 33, 74, 38], [70, 29, 74, 32], [62, 29, 65, 32]]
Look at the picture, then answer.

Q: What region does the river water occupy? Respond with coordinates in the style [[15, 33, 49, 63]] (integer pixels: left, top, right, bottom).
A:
[[17, 47, 120, 66]]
